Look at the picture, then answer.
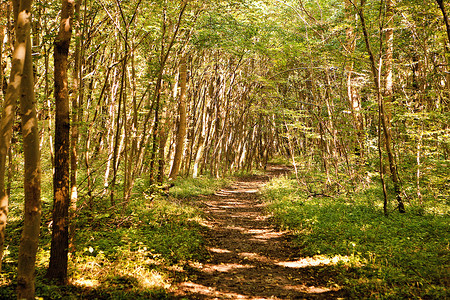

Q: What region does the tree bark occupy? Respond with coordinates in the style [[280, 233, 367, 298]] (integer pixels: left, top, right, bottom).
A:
[[46, 0, 75, 284], [69, 0, 82, 253], [0, 0, 30, 274], [16, 0, 42, 297], [0, 2, 5, 98], [436, 0, 450, 46], [169, 56, 188, 180], [344, 0, 364, 157]]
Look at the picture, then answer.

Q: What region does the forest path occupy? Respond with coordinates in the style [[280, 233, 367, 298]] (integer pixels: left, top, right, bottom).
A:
[[172, 165, 345, 300]]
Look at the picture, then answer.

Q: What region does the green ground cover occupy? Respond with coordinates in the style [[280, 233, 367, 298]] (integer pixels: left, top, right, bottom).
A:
[[0, 175, 227, 299], [262, 174, 450, 299]]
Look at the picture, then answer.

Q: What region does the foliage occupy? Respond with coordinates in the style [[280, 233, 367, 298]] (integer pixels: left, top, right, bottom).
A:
[[0, 182, 212, 299], [262, 174, 450, 299]]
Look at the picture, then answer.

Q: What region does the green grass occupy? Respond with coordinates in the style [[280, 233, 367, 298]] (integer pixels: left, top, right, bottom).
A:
[[263, 175, 450, 299], [168, 175, 230, 199]]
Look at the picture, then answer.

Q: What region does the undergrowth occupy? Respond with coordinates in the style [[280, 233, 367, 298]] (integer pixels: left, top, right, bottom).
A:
[[168, 175, 230, 198], [263, 174, 450, 299], [0, 175, 228, 299]]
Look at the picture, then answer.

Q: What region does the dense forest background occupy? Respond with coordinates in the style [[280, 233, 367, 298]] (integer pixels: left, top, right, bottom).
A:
[[0, 0, 448, 299]]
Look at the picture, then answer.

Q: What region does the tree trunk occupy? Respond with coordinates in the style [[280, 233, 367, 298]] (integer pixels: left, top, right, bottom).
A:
[[169, 56, 188, 180], [69, 0, 82, 254], [344, 0, 364, 157], [16, 0, 42, 297], [149, 1, 188, 183], [436, 0, 450, 100], [0, 2, 5, 98], [358, 0, 405, 213], [384, 0, 394, 114], [0, 0, 30, 274], [46, 0, 75, 284], [437, 0, 450, 46]]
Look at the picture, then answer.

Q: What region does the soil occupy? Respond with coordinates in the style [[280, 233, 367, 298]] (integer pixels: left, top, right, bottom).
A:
[[172, 165, 347, 300]]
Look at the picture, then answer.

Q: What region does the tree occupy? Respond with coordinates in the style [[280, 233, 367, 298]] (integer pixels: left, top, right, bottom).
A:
[[69, 0, 82, 253], [148, 0, 188, 183], [436, 0, 450, 45], [355, 0, 405, 213], [344, 0, 364, 158], [0, 2, 41, 286], [46, 0, 75, 284], [169, 55, 188, 180], [9, 0, 43, 297]]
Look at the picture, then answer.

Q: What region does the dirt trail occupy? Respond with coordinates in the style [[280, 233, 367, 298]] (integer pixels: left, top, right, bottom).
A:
[[173, 165, 345, 299]]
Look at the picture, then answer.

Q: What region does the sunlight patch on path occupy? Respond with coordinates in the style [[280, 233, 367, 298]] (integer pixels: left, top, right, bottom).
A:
[[276, 255, 363, 268], [276, 257, 330, 268], [203, 263, 255, 273], [208, 247, 232, 253], [178, 282, 245, 299], [238, 252, 271, 263], [284, 284, 334, 294], [247, 229, 286, 241], [215, 188, 260, 195]]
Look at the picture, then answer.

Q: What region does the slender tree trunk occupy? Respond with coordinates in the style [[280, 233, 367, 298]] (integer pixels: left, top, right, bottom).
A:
[[193, 88, 207, 177], [149, 1, 188, 183], [382, 0, 405, 213], [157, 109, 169, 184], [124, 39, 138, 203], [169, 56, 188, 180], [0, 0, 30, 274], [416, 123, 423, 204], [436, 0, 450, 100], [357, 0, 405, 213], [384, 0, 394, 114], [0, 2, 5, 98], [111, 44, 127, 206], [437, 0, 450, 46], [69, 0, 82, 253], [46, 0, 75, 284], [149, 75, 163, 184], [344, 0, 364, 157], [44, 45, 55, 170], [16, 0, 42, 297]]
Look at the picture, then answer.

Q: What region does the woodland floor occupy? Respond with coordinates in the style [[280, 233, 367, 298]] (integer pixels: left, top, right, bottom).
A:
[[171, 165, 348, 300]]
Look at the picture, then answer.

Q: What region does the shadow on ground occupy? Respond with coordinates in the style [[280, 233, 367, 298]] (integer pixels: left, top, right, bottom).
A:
[[172, 165, 349, 300]]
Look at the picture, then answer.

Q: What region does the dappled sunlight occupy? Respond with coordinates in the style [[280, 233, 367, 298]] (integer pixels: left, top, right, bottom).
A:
[[72, 254, 171, 290], [175, 169, 347, 299], [238, 252, 269, 263], [276, 254, 366, 269], [178, 280, 338, 300], [216, 188, 260, 194], [202, 262, 255, 273], [247, 228, 286, 241], [140, 269, 170, 289], [262, 173, 450, 298], [284, 284, 335, 294], [177, 282, 250, 299], [72, 278, 100, 288], [207, 247, 231, 253]]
